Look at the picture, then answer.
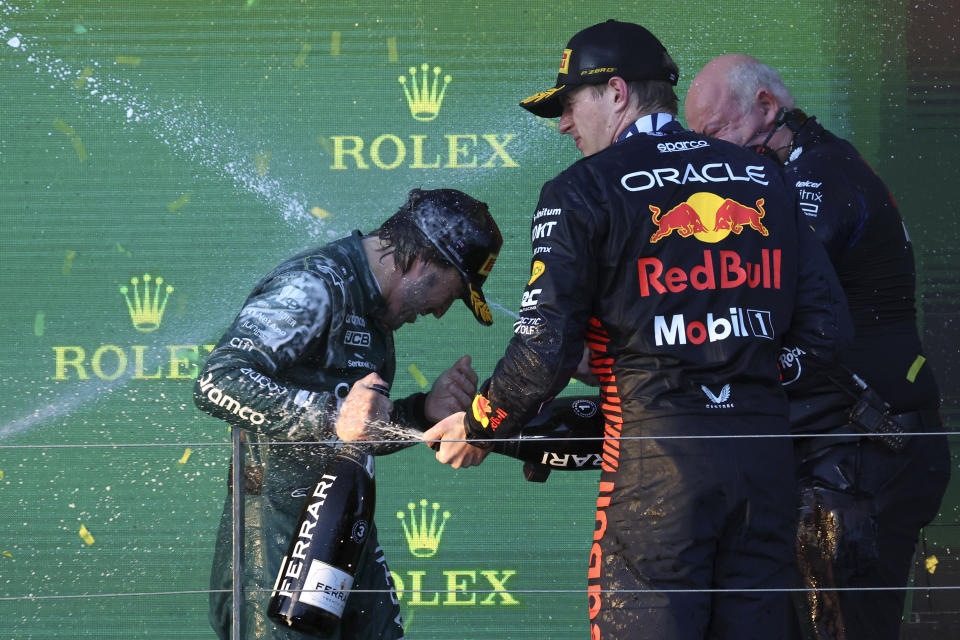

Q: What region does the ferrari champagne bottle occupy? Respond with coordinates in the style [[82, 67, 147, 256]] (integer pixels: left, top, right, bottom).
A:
[[268, 443, 375, 635], [491, 396, 603, 480]]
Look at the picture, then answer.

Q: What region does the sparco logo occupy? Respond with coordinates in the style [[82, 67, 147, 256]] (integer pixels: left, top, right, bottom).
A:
[[656, 140, 709, 153], [198, 373, 266, 425], [654, 307, 774, 346]]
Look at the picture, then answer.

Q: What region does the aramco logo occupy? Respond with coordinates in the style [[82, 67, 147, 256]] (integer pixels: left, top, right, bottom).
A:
[[398, 63, 451, 122]]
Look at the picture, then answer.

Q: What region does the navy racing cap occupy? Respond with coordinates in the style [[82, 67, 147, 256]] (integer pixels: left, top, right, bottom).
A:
[[520, 19, 679, 118], [405, 188, 503, 326]]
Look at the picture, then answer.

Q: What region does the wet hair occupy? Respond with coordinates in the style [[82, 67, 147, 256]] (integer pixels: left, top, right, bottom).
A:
[[725, 58, 795, 117], [587, 52, 680, 115], [372, 189, 456, 275]]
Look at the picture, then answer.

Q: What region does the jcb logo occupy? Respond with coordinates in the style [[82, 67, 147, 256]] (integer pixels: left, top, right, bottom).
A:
[[344, 331, 371, 347]]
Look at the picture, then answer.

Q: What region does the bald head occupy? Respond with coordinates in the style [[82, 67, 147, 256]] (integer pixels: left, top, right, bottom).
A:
[[685, 54, 795, 149]]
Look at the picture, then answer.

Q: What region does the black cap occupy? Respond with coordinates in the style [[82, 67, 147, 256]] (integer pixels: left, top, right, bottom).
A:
[[520, 20, 678, 118], [406, 189, 503, 326]]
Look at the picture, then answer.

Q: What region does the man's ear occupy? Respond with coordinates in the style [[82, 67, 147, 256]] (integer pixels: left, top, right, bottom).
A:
[[608, 76, 631, 112], [755, 88, 782, 129]]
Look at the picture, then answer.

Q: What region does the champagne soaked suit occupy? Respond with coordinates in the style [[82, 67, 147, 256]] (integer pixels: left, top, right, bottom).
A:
[[465, 117, 849, 639], [195, 232, 417, 639], [779, 114, 951, 640]]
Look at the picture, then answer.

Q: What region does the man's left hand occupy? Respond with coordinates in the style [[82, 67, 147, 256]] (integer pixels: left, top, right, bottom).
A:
[[422, 411, 490, 469], [336, 372, 393, 441], [424, 355, 479, 423]]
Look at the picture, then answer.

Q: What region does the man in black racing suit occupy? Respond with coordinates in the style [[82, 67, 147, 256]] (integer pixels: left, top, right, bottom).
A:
[[195, 188, 502, 639], [685, 54, 951, 640], [424, 21, 850, 640]]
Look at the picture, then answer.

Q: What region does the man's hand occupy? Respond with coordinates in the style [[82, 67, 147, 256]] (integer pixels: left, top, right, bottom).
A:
[[424, 355, 479, 423], [336, 372, 393, 441], [422, 411, 490, 469], [572, 345, 599, 386]]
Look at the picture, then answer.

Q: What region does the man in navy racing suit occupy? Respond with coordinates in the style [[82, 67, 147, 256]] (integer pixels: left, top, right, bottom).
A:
[[424, 21, 850, 640], [195, 188, 502, 639], [685, 54, 951, 640]]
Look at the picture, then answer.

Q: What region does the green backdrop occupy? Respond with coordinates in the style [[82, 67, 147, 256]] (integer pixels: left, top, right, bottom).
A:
[[1, 1, 957, 638]]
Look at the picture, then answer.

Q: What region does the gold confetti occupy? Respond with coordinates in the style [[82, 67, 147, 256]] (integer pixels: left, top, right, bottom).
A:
[[408, 363, 428, 389], [115, 56, 141, 66], [1, 551, 12, 559], [72, 137, 88, 162], [61, 250, 76, 275], [167, 194, 191, 213], [310, 207, 330, 219], [316, 135, 334, 154], [331, 31, 341, 56], [0, 470, 4, 480], [33, 311, 44, 337], [925, 555, 938, 574], [906, 355, 926, 383], [254, 151, 271, 176], [178, 448, 192, 465], [78, 524, 95, 546], [73, 67, 93, 89], [386, 36, 398, 62], [293, 43, 311, 68], [53, 118, 75, 137]]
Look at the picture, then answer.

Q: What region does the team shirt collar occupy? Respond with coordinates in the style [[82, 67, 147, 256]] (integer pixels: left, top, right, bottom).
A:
[[616, 113, 678, 143]]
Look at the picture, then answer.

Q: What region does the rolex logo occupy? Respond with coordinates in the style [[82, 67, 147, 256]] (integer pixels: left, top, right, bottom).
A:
[[398, 63, 451, 122], [119, 273, 173, 332], [397, 499, 450, 558]]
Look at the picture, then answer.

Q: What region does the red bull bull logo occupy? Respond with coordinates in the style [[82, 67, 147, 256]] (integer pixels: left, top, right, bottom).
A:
[[648, 202, 707, 243], [713, 198, 768, 236], [471, 394, 507, 431], [648, 193, 769, 244]]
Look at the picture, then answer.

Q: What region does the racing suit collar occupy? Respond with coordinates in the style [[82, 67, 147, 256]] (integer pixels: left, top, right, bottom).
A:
[[783, 113, 825, 166], [616, 112, 678, 143]]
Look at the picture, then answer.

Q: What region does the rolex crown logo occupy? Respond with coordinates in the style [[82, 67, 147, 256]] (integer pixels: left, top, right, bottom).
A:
[[397, 498, 450, 558], [398, 63, 451, 122], [119, 273, 174, 332]]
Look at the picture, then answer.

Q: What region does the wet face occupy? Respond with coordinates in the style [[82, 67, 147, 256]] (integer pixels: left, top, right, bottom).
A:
[[382, 259, 464, 330], [685, 77, 766, 147], [558, 84, 619, 156]]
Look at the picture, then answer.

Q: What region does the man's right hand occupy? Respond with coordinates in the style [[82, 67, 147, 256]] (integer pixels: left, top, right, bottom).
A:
[[336, 372, 393, 442]]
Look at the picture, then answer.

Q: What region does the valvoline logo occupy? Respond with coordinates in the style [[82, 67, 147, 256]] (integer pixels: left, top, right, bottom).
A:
[[648, 192, 769, 244]]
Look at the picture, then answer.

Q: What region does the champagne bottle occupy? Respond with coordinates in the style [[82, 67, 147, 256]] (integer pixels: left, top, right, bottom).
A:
[[268, 443, 375, 635], [490, 396, 603, 481]]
